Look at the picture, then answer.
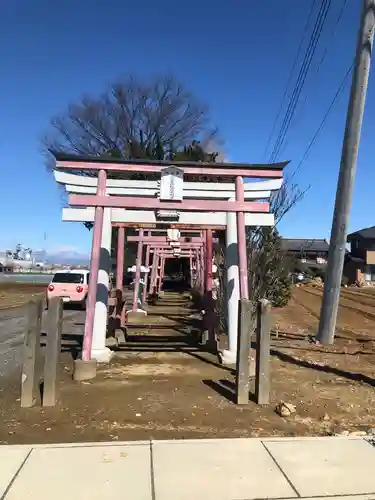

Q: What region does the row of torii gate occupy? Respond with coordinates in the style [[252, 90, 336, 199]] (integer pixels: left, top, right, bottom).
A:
[[119, 228, 219, 309], [52, 153, 286, 374]]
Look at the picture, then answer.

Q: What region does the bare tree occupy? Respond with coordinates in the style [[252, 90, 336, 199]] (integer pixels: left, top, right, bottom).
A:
[[42, 74, 218, 167], [214, 178, 307, 337], [246, 178, 308, 308]]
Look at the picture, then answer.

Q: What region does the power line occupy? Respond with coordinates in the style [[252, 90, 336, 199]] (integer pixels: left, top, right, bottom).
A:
[[316, 0, 349, 72], [292, 0, 349, 126], [262, 0, 318, 161], [269, 0, 332, 163], [269, 0, 331, 162], [290, 62, 354, 179]]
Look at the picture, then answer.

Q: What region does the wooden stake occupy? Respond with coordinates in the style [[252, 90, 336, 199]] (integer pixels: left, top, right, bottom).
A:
[[235, 298, 252, 405], [21, 299, 43, 407], [255, 299, 271, 405], [43, 297, 63, 407]]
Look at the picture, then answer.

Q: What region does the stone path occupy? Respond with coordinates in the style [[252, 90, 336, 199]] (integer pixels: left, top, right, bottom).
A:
[[1, 436, 375, 499]]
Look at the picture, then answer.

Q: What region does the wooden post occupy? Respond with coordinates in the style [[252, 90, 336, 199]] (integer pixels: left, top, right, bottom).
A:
[[42, 297, 63, 407], [204, 229, 215, 347], [132, 228, 144, 311], [142, 244, 150, 303], [189, 251, 193, 288], [235, 298, 252, 405], [236, 176, 249, 299], [200, 244, 205, 295], [149, 251, 158, 295], [21, 299, 43, 408], [195, 249, 200, 289], [116, 226, 125, 290], [255, 299, 271, 405], [158, 256, 165, 294]]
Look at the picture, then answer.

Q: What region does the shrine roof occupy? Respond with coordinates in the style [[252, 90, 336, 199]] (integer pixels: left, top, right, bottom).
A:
[[52, 152, 288, 180]]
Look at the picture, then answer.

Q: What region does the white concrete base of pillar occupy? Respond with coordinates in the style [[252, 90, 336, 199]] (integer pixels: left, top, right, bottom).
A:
[[91, 347, 115, 363], [219, 349, 237, 366], [127, 309, 147, 317]]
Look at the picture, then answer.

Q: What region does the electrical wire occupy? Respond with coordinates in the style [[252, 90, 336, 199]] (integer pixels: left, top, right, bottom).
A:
[[262, 0, 318, 161], [268, 0, 332, 163], [292, 0, 349, 126], [269, 0, 331, 162], [290, 62, 354, 180], [290, 2, 375, 178], [315, 0, 349, 73]]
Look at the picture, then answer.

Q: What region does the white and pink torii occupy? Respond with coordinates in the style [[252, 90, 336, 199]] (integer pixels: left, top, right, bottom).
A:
[[53, 154, 286, 370]]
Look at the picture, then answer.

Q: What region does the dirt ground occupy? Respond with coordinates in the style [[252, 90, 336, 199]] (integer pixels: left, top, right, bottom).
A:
[[0, 286, 374, 445], [0, 283, 45, 310]]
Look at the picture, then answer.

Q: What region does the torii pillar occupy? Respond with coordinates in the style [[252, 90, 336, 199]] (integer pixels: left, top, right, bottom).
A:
[[220, 207, 240, 365], [91, 207, 114, 362], [116, 226, 125, 290]]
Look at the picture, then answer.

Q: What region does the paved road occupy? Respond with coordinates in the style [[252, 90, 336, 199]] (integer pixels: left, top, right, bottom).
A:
[[0, 306, 85, 378], [0, 274, 52, 284]]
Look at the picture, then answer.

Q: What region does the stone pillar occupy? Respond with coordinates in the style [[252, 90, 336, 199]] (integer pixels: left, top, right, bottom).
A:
[[221, 207, 240, 365], [91, 207, 114, 363]]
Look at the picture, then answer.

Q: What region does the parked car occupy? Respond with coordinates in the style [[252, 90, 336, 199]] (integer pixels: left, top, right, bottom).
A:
[[291, 272, 307, 284], [46, 270, 90, 309]]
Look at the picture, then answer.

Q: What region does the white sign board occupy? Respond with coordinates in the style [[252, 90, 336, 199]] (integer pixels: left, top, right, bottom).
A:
[[167, 229, 180, 241], [159, 166, 184, 201]]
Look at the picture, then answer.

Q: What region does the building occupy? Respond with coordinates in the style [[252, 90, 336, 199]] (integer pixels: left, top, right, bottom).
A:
[[281, 238, 329, 264], [345, 226, 375, 284], [0, 245, 47, 273]]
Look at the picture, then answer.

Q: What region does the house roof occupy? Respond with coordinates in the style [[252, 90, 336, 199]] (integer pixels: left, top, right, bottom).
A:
[[281, 238, 329, 253], [51, 152, 289, 172], [347, 226, 375, 240]]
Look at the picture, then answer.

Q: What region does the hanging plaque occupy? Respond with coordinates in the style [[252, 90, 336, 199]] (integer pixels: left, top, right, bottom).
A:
[[159, 166, 184, 201]]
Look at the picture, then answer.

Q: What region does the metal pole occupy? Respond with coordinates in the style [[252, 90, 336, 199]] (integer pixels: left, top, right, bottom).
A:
[[317, 0, 375, 344]]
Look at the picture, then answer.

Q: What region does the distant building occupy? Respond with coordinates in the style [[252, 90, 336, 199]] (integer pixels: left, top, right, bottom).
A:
[[281, 238, 329, 264], [0, 244, 46, 272], [344, 226, 375, 284]]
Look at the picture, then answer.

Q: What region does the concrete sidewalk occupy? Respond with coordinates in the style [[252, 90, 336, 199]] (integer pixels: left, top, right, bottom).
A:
[[1, 436, 375, 499]]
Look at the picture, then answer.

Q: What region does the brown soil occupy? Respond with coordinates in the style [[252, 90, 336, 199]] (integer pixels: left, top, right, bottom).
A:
[[0, 283, 45, 310], [0, 287, 374, 445]]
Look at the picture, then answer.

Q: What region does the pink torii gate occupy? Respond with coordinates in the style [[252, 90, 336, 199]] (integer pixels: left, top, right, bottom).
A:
[[52, 153, 285, 376], [115, 230, 218, 310]]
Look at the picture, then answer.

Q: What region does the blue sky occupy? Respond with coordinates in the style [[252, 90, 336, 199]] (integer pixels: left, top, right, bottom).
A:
[[0, 0, 373, 257]]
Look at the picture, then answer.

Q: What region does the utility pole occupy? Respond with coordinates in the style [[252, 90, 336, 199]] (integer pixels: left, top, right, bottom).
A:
[[317, 0, 375, 344]]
